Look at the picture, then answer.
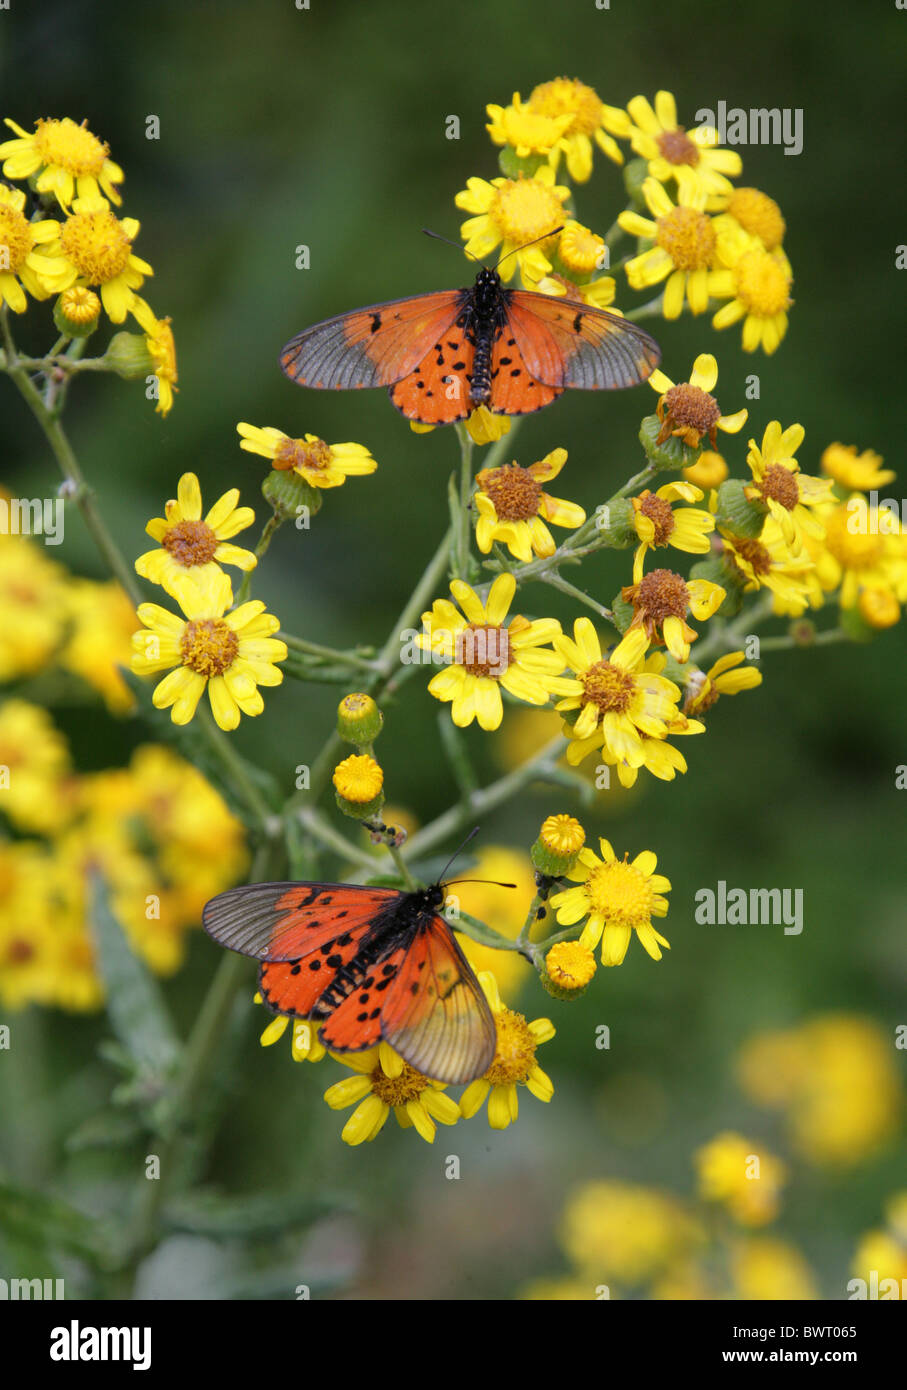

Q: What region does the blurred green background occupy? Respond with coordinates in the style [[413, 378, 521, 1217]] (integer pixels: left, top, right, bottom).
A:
[[1, 0, 905, 1299]]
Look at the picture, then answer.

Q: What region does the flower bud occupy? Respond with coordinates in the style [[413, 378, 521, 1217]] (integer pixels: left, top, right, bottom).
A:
[[54, 287, 101, 338], [541, 940, 597, 999], [592, 496, 635, 547], [104, 332, 155, 380], [639, 414, 701, 470], [531, 813, 585, 876], [337, 692, 383, 745], [333, 754, 385, 820], [714, 479, 767, 539], [262, 467, 323, 522]]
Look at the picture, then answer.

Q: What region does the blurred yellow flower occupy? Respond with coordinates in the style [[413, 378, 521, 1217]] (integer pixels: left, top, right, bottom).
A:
[[0, 537, 68, 681], [132, 300, 178, 415], [695, 1131, 787, 1227], [0, 699, 73, 834], [453, 845, 534, 995], [821, 442, 895, 493], [561, 1180, 700, 1285], [59, 578, 137, 714], [730, 1237, 817, 1300]]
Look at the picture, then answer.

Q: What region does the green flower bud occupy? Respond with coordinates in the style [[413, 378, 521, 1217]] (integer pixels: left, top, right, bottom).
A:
[[623, 157, 650, 208], [262, 468, 323, 523], [531, 814, 585, 876], [337, 692, 384, 745], [54, 287, 101, 338], [592, 496, 636, 547], [104, 332, 155, 380], [714, 479, 768, 539], [639, 414, 702, 471]]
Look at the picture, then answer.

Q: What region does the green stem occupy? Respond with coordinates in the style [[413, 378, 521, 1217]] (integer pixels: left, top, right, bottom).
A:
[[1, 309, 143, 607], [625, 293, 665, 322], [236, 512, 284, 604], [451, 423, 474, 579], [541, 571, 614, 622], [197, 706, 276, 833], [279, 632, 379, 672]]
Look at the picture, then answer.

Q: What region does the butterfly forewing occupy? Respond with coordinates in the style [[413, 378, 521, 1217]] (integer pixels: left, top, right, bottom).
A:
[[202, 881, 399, 959], [505, 291, 661, 390], [280, 291, 464, 391]]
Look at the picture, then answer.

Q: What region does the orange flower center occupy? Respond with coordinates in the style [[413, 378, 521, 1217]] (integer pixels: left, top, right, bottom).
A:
[[370, 1060, 430, 1105], [759, 463, 800, 511], [180, 618, 239, 677], [636, 568, 690, 623], [637, 492, 676, 545], [580, 660, 635, 714], [274, 436, 331, 472], [657, 128, 700, 167], [162, 519, 219, 567], [732, 538, 772, 577], [5, 937, 35, 964], [455, 623, 511, 678], [482, 464, 542, 521], [658, 383, 721, 446]]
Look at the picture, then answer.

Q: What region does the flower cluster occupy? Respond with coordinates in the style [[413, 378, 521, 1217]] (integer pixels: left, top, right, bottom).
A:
[[0, 115, 177, 413]]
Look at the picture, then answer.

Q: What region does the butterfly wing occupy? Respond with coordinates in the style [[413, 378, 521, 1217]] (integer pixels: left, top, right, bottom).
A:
[[388, 327, 476, 424], [504, 290, 661, 391], [380, 913, 497, 1084], [280, 291, 466, 391]]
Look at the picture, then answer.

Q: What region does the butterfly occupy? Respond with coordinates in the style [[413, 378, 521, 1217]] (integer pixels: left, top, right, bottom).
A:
[[202, 877, 497, 1084], [280, 260, 661, 425]]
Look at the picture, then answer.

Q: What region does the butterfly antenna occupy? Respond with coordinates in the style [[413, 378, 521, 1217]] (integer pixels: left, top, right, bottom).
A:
[[445, 878, 517, 890], [494, 225, 564, 273], [422, 228, 478, 262], [437, 826, 481, 883]]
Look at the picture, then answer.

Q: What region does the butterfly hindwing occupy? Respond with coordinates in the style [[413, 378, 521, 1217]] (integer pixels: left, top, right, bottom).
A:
[[504, 290, 661, 391], [317, 944, 407, 1053], [381, 914, 497, 1084], [280, 291, 465, 391], [388, 324, 476, 424], [487, 322, 563, 416]]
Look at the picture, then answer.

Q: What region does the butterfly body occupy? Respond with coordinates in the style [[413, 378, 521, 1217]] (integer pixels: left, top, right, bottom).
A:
[[203, 878, 496, 1084], [280, 265, 660, 425]]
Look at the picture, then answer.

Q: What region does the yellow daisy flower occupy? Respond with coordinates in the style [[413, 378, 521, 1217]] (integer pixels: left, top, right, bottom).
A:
[[0, 185, 70, 311], [135, 472, 256, 605], [59, 578, 137, 714], [743, 421, 835, 543], [593, 706, 705, 789], [0, 699, 72, 834], [684, 448, 728, 490], [695, 1132, 787, 1228], [455, 165, 570, 285], [648, 352, 748, 450], [713, 187, 786, 251], [554, 619, 683, 769], [534, 269, 620, 310], [710, 234, 793, 353], [820, 442, 895, 492], [625, 90, 742, 207], [561, 1180, 701, 1285], [132, 299, 178, 416], [526, 77, 629, 181], [631, 480, 715, 575], [0, 535, 67, 681], [0, 844, 60, 1009], [130, 570, 286, 731], [52, 193, 153, 323], [236, 423, 376, 488], [323, 1041, 460, 1145], [683, 650, 763, 717], [418, 573, 572, 732], [459, 971, 555, 1129], [619, 178, 719, 317], [556, 220, 606, 278], [485, 92, 573, 159], [719, 517, 816, 613], [474, 449, 585, 562], [809, 499, 904, 609], [0, 116, 124, 209], [550, 837, 671, 965], [621, 567, 726, 662]]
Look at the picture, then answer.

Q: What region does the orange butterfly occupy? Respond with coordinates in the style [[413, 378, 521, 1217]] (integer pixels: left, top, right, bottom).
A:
[[202, 878, 496, 1083], [280, 258, 661, 425]]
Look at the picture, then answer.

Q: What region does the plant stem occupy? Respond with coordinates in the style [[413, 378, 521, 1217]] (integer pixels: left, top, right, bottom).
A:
[[451, 423, 474, 579]]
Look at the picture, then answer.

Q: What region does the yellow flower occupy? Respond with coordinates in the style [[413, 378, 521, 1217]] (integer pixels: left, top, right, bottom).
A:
[[737, 1014, 901, 1167], [485, 92, 573, 159], [543, 940, 596, 996], [619, 178, 719, 317], [621, 568, 726, 663], [859, 586, 901, 629], [452, 846, 534, 995], [592, 696, 703, 788], [631, 480, 715, 574], [131, 570, 286, 731], [136, 472, 256, 605], [474, 449, 585, 562], [625, 90, 742, 207], [710, 234, 793, 353], [648, 352, 748, 450], [557, 220, 606, 277], [809, 499, 904, 609], [743, 421, 835, 543], [683, 650, 762, 717], [52, 194, 153, 323], [0, 184, 70, 311], [561, 1180, 700, 1285], [0, 844, 61, 1009], [695, 1132, 787, 1227], [0, 116, 124, 209], [132, 300, 178, 415], [332, 754, 383, 803], [731, 1238, 817, 1300], [821, 442, 895, 492], [455, 165, 570, 285], [684, 448, 728, 490], [236, 422, 376, 488], [258, 1008, 328, 1064], [715, 187, 786, 250], [0, 537, 67, 681], [459, 971, 555, 1129], [527, 77, 629, 181], [323, 1041, 460, 1145], [0, 700, 72, 834], [418, 573, 572, 732], [550, 836, 671, 965], [534, 269, 619, 310], [719, 516, 816, 614], [554, 619, 683, 769], [58, 579, 137, 714]]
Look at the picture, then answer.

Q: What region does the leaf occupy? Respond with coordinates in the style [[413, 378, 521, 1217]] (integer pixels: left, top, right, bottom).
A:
[[88, 870, 181, 1081], [161, 1187, 354, 1241], [0, 1180, 107, 1264], [65, 1110, 143, 1153]]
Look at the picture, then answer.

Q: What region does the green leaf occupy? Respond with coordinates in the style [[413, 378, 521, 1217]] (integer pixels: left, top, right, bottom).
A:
[[89, 870, 181, 1082], [0, 1180, 107, 1264], [65, 1109, 143, 1153], [161, 1187, 353, 1241]]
